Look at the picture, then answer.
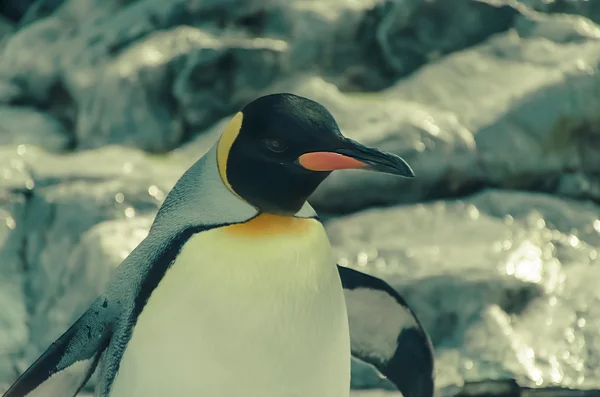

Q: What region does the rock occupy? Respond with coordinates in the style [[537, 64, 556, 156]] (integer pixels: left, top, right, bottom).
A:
[[0, 0, 35, 22], [390, 12, 600, 197], [0, 0, 532, 150], [0, 187, 28, 385], [326, 189, 600, 390], [276, 12, 600, 213], [0, 106, 71, 151], [0, 0, 295, 150], [324, 0, 519, 91], [0, 16, 66, 106], [74, 26, 286, 152], [517, 0, 600, 24], [18, 0, 66, 26], [0, 14, 13, 45], [0, 80, 22, 103]]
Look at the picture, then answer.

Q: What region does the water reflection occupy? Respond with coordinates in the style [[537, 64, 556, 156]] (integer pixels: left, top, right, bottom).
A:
[[326, 192, 600, 390], [505, 240, 543, 284]]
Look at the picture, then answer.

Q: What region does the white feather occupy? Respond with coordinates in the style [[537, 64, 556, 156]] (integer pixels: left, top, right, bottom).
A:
[[109, 219, 351, 397]]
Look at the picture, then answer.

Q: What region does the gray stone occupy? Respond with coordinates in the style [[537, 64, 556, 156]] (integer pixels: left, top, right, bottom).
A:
[[326, 189, 600, 391], [0, 187, 28, 385], [0, 0, 293, 151], [0, 106, 71, 151], [322, 0, 519, 91], [0, 0, 37, 22], [390, 12, 600, 197], [0, 15, 14, 46], [278, 12, 600, 213], [18, 0, 67, 27], [0, 80, 22, 103], [515, 0, 600, 24], [71, 25, 286, 152], [0, 0, 535, 150], [0, 16, 65, 104]]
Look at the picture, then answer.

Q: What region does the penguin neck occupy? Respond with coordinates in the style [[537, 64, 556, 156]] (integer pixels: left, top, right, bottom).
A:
[[152, 145, 258, 232], [151, 145, 318, 235]]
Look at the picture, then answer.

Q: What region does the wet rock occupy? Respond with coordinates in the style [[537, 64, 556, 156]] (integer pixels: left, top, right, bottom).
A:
[[0, 187, 28, 385], [0, 0, 293, 151], [0, 0, 35, 22], [391, 12, 600, 197], [0, 0, 531, 150], [0, 78, 21, 103], [326, 189, 600, 390], [287, 12, 600, 213], [0, 14, 13, 44], [325, 0, 519, 91], [518, 0, 600, 25], [73, 26, 286, 152], [18, 0, 66, 26], [0, 106, 71, 151]]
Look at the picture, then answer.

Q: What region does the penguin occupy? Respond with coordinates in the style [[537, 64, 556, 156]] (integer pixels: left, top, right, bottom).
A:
[[2, 93, 434, 397]]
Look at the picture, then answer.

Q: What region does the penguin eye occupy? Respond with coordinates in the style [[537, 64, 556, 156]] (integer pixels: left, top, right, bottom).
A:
[[262, 138, 288, 153]]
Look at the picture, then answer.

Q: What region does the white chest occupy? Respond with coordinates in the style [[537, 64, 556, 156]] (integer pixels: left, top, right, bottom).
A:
[[108, 217, 351, 397]]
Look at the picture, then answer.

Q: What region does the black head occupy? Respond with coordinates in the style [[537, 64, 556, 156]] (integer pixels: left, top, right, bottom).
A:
[[216, 93, 414, 215]]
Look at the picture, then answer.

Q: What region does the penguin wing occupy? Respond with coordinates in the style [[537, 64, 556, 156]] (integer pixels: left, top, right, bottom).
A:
[[2, 298, 114, 397], [338, 265, 435, 397]]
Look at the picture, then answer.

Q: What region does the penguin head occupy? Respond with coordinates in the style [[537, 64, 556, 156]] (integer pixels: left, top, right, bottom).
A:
[[217, 93, 414, 215]]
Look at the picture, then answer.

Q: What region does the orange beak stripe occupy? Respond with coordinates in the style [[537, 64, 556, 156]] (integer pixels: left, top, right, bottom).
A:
[[298, 152, 368, 171]]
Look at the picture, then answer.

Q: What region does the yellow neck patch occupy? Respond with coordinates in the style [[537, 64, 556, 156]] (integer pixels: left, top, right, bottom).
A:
[[223, 214, 316, 237], [217, 112, 244, 199]]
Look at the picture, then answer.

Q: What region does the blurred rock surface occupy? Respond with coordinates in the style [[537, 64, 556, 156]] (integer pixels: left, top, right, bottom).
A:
[[305, 11, 600, 212], [0, 0, 35, 22], [519, 0, 600, 24], [0, 0, 523, 150], [0, 14, 12, 39], [0, 106, 70, 151], [327, 190, 600, 391]]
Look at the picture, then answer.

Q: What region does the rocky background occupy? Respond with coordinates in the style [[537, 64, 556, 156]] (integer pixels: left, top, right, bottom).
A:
[[1, 0, 600, 396]]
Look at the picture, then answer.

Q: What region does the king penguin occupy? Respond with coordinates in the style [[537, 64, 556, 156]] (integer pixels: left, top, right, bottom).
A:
[[3, 93, 435, 397]]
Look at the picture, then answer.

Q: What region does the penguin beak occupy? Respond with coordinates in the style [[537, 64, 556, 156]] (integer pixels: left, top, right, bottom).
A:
[[297, 138, 415, 178]]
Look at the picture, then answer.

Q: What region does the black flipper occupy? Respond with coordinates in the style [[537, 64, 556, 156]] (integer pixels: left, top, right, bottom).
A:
[[338, 265, 435, 397], [3, 298, 115, 397]]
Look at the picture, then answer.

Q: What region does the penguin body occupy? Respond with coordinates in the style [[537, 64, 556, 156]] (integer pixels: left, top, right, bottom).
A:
[[3, 94, 434, 397], [110, 214, 349, 397]]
